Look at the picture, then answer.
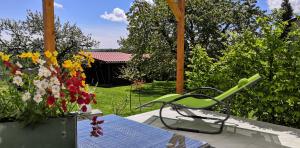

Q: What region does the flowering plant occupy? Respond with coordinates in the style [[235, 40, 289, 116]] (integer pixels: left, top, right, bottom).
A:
[[0, 50, 103, 137]]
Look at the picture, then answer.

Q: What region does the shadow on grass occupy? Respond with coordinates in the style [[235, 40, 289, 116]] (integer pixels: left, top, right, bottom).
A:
[[131, 81, 176, 97]]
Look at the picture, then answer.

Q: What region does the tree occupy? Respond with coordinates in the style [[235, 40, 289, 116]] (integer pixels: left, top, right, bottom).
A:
[[0, 11, 99, 62], [119, 0, 264, 80], [280, 0, 294, 39], [281, 0, 293, 21], [187, 16, 300, 128]]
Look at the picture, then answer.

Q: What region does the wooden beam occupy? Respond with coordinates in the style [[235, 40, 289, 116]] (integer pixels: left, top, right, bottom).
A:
[[176, 0, 185, 94], [43, 0, 56, 53], [166, 0, 182, 21]]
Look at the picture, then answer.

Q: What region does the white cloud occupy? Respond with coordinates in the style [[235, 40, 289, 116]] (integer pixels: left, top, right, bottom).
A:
[[136, 0, 154, 5], [144, 0, 154, 5], [54, 2, 63, 9], [100, 8, 127, 23], [267, 0, 300, 13]]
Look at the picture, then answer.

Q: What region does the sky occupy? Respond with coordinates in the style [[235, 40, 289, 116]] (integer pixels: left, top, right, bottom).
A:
[[0, 0, 299, 49]]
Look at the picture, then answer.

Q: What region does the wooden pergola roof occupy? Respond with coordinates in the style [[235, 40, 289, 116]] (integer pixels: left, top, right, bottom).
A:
[[42, 0, 185, 94]]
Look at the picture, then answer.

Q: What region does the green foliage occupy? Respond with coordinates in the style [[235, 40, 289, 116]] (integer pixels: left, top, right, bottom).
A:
[[280, 0, 294, 39], [186, 45, 213, 88], [120, 0, 264, 80], [187, 16, 300, 128], [281, 0, 294, 21]]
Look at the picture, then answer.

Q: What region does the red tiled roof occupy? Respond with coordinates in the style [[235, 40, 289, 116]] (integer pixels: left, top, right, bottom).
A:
[[89, 52, 132, 63]]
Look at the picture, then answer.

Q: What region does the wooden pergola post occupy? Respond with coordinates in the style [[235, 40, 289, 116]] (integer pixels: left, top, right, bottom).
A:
[[43, 0, 56, 53], [166, 0, 185, 94]]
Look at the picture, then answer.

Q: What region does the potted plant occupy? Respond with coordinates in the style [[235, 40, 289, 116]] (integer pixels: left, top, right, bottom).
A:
[[0, 50, 103, 147]]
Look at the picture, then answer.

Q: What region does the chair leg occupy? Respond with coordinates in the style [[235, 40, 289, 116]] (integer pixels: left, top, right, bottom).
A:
[[159, 103, 229, 134]]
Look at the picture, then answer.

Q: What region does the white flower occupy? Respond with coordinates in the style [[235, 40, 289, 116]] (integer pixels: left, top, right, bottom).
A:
[[38, 59, 46, 65], [22, 92, 31, 102], [51, 85, 60, 98], [40, 79, 49, 89], [13, 76, 23, 86], [15, 70, 23, 75], [38, 66, 51, 78], [33, 79, 41, 87], [50, 77, 60, 86], [16, 62, 23, 68], [36, 88, 46, 96], [33, 94, 43, 103], [49, 66, 56, 73]]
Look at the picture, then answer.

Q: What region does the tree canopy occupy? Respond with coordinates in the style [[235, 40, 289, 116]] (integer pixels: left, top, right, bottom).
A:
[[280, 0, 294, 39], [119, 0, 265, 80], [0, 11, 99, 62]]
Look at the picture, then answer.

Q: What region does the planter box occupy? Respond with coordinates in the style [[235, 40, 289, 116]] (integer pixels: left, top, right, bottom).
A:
[[0, 115, 77, 148]]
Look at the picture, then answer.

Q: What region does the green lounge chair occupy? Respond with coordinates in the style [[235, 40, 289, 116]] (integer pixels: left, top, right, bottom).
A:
[[138, 74, 261, 134]]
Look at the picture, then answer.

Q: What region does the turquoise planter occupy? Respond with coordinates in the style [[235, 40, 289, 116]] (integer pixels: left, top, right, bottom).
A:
[[0, 115, 77, 148]]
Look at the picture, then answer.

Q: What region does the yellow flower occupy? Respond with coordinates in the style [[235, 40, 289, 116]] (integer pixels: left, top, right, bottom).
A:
[[19, 52, 33, 58], [81, 73, 86, 79], [73, 62, 83, 72], [53, 51, 58, 57], [45, 51, 52, 58], [82, 81, 86, 86], [70, 70, 76, 77], [1, 54, 10, 62], [50, 57, 58, 66], [31, 52, 40, 64], [62, 60, 73, 69]]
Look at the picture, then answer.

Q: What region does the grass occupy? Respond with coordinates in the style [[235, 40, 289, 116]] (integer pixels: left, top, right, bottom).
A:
[[0, 79, 176, 117], [91, 81, 176, 117]]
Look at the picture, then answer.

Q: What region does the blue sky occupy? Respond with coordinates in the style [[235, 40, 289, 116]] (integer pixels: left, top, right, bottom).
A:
[[0, 0, 299, 48]]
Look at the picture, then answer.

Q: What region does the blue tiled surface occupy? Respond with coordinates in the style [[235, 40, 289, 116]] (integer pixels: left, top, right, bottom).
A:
[[77, 115, 207, 148]]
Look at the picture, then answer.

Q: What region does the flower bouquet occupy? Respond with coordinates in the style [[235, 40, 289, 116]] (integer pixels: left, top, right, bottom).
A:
[[0, 50, 103, 147]]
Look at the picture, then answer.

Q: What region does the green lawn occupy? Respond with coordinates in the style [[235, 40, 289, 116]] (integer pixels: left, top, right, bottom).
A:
[[0, 79, 175, 117], [91, 81, 176, 117]]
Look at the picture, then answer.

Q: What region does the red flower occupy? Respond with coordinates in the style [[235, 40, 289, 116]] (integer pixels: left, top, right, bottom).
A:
[[68, 85, 78, 94], [60, 92, 65, 98], [81, 105, 87, 112], [61, 99, 67, 112], [70, 94, 76, 103], [84, 97, 91, 104], [11, 67, 19, 75], [47, 96, 56, 106], [77, 96, 84, 105], [92, 116, 97, 122], [81, 92, 90, 99], [90, 116, 104, 137], [3, 61, 11, 68]]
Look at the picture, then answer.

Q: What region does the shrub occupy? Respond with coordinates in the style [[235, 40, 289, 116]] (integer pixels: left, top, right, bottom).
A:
[[187, 16, 300, 128]]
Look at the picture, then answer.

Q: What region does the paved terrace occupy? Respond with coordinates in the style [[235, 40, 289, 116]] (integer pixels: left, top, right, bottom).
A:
[[127, 108, 300, 148]]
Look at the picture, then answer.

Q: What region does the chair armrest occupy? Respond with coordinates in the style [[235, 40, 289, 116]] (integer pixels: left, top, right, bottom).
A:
[[186, 87, 223, 94]]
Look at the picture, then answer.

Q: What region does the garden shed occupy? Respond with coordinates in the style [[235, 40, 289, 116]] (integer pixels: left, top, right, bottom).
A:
[[85, 51, 132, 85]]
